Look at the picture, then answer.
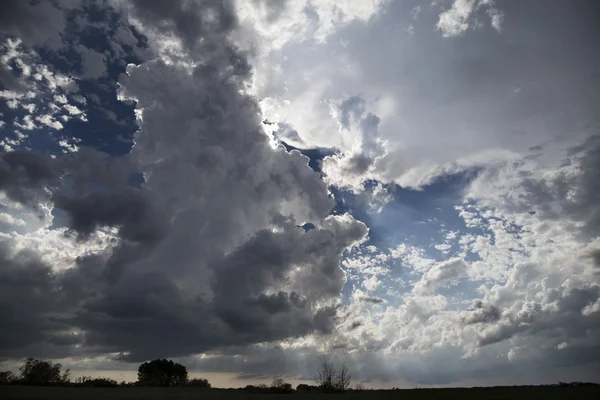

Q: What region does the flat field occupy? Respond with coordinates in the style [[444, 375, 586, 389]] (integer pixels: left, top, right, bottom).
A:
[[1, 386, 600, 400]]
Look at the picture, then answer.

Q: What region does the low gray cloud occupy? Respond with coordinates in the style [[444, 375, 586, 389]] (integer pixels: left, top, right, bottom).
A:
[[477, 286, 600, 349], [0, 242, 78, 359]]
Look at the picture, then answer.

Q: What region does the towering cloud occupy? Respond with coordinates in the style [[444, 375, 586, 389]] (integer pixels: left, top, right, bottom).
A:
[[0, 0, 367, 362]]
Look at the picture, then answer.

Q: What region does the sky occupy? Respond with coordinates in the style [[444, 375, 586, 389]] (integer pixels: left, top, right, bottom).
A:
[[0, 0, 599, 389]]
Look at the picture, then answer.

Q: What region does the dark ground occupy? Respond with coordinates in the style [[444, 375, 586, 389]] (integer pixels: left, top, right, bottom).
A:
[[1, 386, 600, 400]]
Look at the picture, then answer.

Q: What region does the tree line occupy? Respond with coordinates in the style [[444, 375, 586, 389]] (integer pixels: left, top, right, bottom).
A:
[[3, 358, 597, 392], [0, 358, 210, 388], [0, 358, 359, 392]]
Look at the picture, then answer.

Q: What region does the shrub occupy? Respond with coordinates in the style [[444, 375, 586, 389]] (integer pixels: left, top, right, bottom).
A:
[[296, 383, 319, 392], [0, 371, 16, 385], [81, 377, 119, 387], [271, 377, 293, 393], [187, 378, 211, 388]]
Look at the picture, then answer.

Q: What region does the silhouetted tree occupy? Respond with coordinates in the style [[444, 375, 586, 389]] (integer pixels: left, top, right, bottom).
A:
[[75, 376, 91, 385], [19, 358, 69, 385], [316, 361, 336, 392], [271, 377, 293, 392], [296, 383, 319, 392], [0, 371, 16, 384], [187, 377, 211, 387], [61, 368, 71, 384], [316, 361, 351, 392], [76, 376, 118, 387], [335, 363, 351, 392], [137, 359, 188, 387]]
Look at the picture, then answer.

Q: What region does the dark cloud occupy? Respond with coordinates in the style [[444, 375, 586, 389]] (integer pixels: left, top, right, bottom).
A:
[[512, 135, 600, 238], [0, 144, 138, 201], [461, 301, 501, 325], [78, 214, 366, 361], [0, 0, 77, 48], [1, 0, 599, 388], [349, 321, 363, 330], [128, 0, 237, 50], [0, 62, 25, 91], [60, 148, 137, 189], [477, 286, 600, 349], [0, 147, 153, 233], [54, 188, 167, 243], [346, 154, 374, 175], [0, 242, 77, 359], [250, 291, 307, 314], [0, 150, 55, 207], [361, 296, 384, 304], [590, 249, 600, 269], [0, 0, 368, 364]]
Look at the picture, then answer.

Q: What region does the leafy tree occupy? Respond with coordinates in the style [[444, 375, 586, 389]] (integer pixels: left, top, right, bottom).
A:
[[137, 359, 188, 387], [0, 370, 16, 384], [187, 377, 211, 387], [19, 358, 69, 385], [61, 368, 71, 384], [296, 383, 319, 392]]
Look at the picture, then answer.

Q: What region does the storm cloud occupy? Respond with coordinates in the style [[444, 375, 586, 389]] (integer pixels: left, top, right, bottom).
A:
[[1, 0, 599, 388], [0, 0, 367, 364]]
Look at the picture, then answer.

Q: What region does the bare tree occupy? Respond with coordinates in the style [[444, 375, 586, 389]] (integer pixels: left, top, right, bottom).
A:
[[354, 381, 365, 392], [316, 361, 336, 392], [271, 377, 285, 388], [335, 363, 351, 392]]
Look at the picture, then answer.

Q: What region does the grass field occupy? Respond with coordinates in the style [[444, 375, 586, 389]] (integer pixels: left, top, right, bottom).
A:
[[1, 386, 599, 400]]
